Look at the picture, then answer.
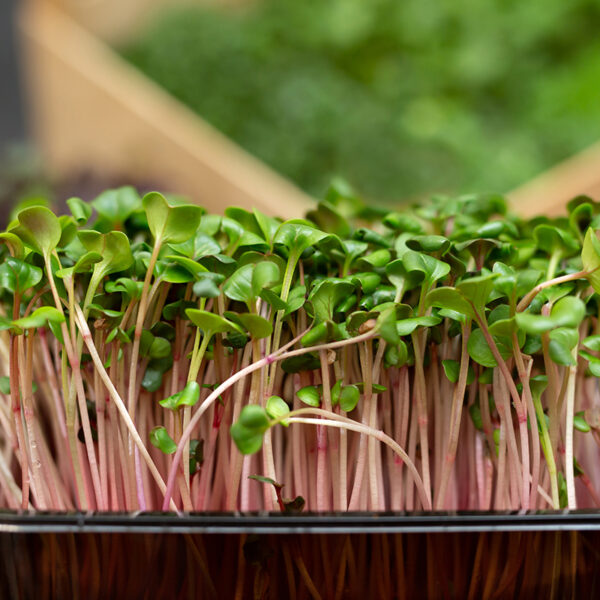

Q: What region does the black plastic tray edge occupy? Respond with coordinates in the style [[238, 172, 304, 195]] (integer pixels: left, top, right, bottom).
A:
[[2, 510, 600, 534]]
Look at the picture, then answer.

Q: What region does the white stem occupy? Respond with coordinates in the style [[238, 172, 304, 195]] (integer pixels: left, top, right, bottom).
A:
[[565, 360, 578, 509], [162, 331, 376, 509], [73, 304, 177, 511], [286, 415, 431, 510]]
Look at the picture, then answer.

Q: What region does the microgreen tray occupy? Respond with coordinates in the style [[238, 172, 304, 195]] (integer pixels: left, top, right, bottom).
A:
[[2, 512, 599, 599], [3, 510, 600, 533]]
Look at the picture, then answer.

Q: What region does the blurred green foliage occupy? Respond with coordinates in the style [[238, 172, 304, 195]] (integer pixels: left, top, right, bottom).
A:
[[123, 0, 600, 202]]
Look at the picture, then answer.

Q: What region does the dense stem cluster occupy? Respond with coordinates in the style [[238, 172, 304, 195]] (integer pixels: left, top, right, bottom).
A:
[[1, 187, 600, 512]]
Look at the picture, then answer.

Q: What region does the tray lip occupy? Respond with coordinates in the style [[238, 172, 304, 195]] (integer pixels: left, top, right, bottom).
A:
[[3, 510, 600, 534]]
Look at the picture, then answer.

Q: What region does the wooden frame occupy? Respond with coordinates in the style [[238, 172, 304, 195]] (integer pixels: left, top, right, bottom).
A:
[[507, 142, 600, 217]]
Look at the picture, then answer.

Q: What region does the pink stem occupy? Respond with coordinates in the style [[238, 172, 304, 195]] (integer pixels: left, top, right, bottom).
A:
[[162, 332, 375, 510]]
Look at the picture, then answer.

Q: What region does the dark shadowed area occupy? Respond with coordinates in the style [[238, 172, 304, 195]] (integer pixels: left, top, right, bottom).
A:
[[0, 0, 25, 147]]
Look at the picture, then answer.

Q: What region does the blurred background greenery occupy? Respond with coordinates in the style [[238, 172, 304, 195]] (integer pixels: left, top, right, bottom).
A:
[[122, 0, 600, 204]]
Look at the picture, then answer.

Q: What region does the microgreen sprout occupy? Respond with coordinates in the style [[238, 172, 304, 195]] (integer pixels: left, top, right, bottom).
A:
[[1, 188, 600, 513]]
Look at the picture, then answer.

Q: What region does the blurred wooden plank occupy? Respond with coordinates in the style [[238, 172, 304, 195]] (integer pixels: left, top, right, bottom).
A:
[[507, 142, 600, 218], [18, 0, 314, 218], [42, 0, 247, 45]]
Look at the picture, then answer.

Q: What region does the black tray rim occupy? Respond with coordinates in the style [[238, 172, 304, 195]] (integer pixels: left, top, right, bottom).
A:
[[3, 510, 600, 534]]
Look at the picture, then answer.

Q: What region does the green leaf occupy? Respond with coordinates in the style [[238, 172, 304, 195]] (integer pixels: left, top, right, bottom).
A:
[[533, 224, 578, 256], [353, 227, 391, 248], [168, 231, 221, 260], [105, 277, 143, 300], [248, 474, 282, 488], [159, 381, 201, 410], [283, 285, 307, 317], [515, 313, 557, 335], [538, 282, 575, 306], [569, 199, 594, 239], [583, 335, 600, 352], [164, 255, 209, 278], [92, 186, 141, 227], [148, 336, 171, 359], [225, 207, 263, 238], [442, 359, 460, 383], [582, 228, 600, 294], [106, 326, 130, 344], [141, 366, 165, 392], [425, 287, 474, 319], [383, 342, 408, 367], [336, 294, 357, 314], [492, 262, 517, 297], [548, 327, 578, 366], [66, 251, 104, 277], [442, 359, 474, 385], [405, 234, 450, 254], [558, 473, 568, 508], [231, 405, 271, 454], [550, 296, 586, 328], [574, 411, 591, 433], [12, 206, 61, 258], [306, 201, 351, 238], [397, 315, 441, 336], [66, 197, 92, 225], [307, 279, 355, 323], [149, 426, 177, 454], [192, 272, 224, 298], [456, 274, 498, 314], [251, 208, 280, 243], [0, 257, 42, 293], [225, 312, 273, 339], [141, 355, 173, 392], [186, 309, 243, 335], [578, 350, 600, 375], [12, 307, 65, 330], [259, 288, 287, 311], [159, 263, 195, 284], [297, 386, 321, 407], [300, 322, 331, 346], [0, 376, 11, 395], [266, 395, 290, 425], [339, 385, 360, 412], [356, 249, 391, 269], [239, 404, 270, 430], [355, 382, 387, 394], [273, 221, 328, 257], [143, 191, 203, 244], [221, 331, 247, 349], [516, 296, 586, 334], [223, 264, 253, 304], [467, 328, 507, 368], [383, 212, 425, 233], [402, 250, 450, 286], [469, 404, 483, 431], [47, 319, 64, 344], [331, 379, 342, 407], [351, 271, 382, 295], [0, 232, 24, 259], [488, 318, 518, 339], [281, 353, 320, 373], [87, 304, 123, 320], [251, 261, 281, 298], [58, 216, 77, 248], [78, 230, 134, 277], [375, 306, 400, 345]]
